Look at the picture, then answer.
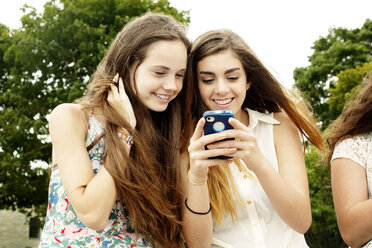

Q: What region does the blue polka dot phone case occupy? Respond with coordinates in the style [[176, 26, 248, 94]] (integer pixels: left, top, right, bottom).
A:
[[203, 110, 235, 159]]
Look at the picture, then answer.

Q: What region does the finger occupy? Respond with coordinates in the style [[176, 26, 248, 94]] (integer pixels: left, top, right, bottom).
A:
[[191, 147, 237, 160], [207, 139, 249, 150], [206, 139, 236, 149], [113, 73, 119, 84], [107, 87, 113, 101], [190, 118, 205, 142], [198, 131, 233, 147], [217, 130, 256, 146], [204, 147, 237, 158], [229, 118, 251, 132], [118, 77, 125, 94], [109, 84, 119, 98], [190, 151, 235, 167]]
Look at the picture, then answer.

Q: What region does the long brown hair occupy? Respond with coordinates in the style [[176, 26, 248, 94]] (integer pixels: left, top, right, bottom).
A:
[[326, 73, 372, 163], [76, 12, 192, 247], [186, 29, 323, 224]]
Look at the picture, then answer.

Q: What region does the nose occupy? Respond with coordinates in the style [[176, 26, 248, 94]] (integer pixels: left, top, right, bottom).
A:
[[215, 79, 229, 95], [163, 76, 179, 92]]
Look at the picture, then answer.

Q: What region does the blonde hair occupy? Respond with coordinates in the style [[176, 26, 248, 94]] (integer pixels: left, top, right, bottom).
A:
[[207, 158, 254, 225], [187, 29, 323, 225]]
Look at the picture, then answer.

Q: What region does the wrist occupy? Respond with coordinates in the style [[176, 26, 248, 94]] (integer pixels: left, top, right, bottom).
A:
[[188, 170, 208, 186], [249, 158, 272, 176], [118, 128, 134, 148]]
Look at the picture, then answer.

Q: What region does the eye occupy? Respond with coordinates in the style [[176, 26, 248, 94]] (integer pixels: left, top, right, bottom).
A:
[[176, 73, 184, 78], [227, 76, 238, 81], [202, 78, 215, 83], [155, 71, 165, 76]]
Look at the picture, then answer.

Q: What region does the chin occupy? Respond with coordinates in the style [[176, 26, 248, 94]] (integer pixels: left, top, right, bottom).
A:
[[148, 105, 168, 112]]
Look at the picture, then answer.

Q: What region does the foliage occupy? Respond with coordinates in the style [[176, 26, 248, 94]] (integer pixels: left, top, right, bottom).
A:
[[304, 146, 347, 248], [294, 19, 372, 128], [0, 0, 189, 224], [328, 62, 372, 116], [296, 18, 372, 248]]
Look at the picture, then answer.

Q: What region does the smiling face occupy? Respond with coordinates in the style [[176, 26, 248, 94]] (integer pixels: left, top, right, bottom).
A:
[[134, 40, 187, 112], [197, 49, 251, 121]]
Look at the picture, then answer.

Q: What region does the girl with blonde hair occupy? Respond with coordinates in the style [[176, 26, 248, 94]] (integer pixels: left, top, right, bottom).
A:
[[181, 29, 323, 248]]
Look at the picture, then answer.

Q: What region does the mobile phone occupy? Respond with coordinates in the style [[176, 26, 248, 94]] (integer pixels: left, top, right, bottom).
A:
[[203, 110, 234, 159]]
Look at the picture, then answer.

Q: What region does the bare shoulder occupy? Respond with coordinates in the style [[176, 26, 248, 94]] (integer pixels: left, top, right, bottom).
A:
[[50, 103, 85, 123], [273, 111, 301, 147], [273, 111, 298, 133], [49, 103, 88, 136]]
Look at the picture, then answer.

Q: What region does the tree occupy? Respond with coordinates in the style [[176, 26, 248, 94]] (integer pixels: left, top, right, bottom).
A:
[[304, 146, 346, 248], [0, 0, 189, 223], [328, 62, 372, 116], [294, 19, 372, 128]]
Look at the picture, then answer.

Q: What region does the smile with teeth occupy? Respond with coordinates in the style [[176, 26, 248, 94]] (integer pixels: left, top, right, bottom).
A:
[[213, 98, 233, 105], [154, 93, 171, 100]]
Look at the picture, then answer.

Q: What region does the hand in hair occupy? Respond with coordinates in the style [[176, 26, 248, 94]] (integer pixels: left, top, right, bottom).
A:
[[108, 74, 136, 128]]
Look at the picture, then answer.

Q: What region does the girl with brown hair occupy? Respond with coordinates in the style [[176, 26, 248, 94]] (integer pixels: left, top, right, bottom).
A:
[[39, 12, 191, 247], [181, 29, 323, 248], [328, 73, 372, 248]]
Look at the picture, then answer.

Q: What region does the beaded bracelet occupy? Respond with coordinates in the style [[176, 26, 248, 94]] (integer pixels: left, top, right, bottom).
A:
[[185, 198, 212, 215], [118, 128, 134, 149]]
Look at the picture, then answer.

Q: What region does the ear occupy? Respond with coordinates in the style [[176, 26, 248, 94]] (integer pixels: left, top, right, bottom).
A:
[[246, 81, 252, 91]]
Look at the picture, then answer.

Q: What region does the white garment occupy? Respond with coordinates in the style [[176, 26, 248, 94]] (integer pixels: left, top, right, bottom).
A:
[[211, 108, 309, 248], [331, 132, 372, 247], [331, 132, 372, 198]]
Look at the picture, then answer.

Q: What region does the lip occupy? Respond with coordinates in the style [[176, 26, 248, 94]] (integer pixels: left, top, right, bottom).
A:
[[153, 92, 172, 103], [212, 97, 234, 108]]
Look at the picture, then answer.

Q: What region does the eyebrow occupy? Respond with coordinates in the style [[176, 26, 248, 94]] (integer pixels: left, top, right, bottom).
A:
[[199, 67, 241, 75], [225, 67, 240, 74], [199, 71, 215, 75], [152, 65, 186, 72], [152, 65, 170, 70]]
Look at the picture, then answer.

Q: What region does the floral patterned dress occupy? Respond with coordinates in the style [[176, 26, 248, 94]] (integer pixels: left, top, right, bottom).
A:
[[39, 111, 152, 248]]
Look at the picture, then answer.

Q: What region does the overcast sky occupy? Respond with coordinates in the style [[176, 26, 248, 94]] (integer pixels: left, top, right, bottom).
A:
[[1, 0, 371, 88]]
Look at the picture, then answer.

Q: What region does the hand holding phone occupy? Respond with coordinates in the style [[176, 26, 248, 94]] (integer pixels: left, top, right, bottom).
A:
[[203, 110, 234, 159]]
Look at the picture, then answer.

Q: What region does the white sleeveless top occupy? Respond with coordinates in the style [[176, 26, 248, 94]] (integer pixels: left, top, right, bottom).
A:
[[211, 108, 309, 248]]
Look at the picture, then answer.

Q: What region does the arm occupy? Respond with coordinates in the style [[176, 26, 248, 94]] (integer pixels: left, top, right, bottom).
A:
[[332, 157, 372, 247], [49, 104, 117, 230], [180, 151, 212, 248], [211, 112, 311, 233], [264, 112, 311, 233], [181, 118, 236, 248]]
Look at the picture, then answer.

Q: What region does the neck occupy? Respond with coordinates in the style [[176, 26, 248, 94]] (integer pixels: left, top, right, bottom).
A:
[[235, 108, 249, 126]]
